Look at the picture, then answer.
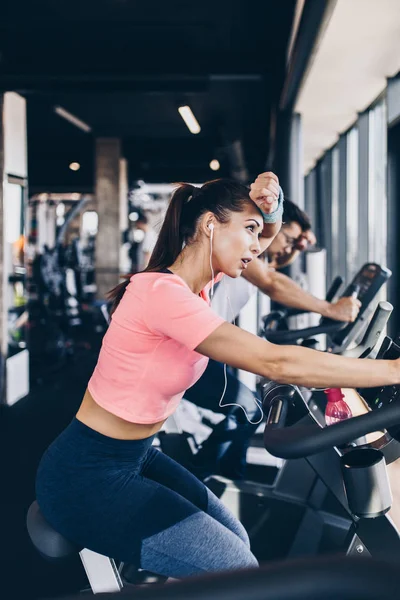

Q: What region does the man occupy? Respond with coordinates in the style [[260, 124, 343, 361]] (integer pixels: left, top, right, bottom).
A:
[[184, 174, 360, 482], [212, 198, 358, 324]]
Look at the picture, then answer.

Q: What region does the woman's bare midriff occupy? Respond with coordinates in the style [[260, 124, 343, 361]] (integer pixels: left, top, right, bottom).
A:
[[76, 388, 167, 440]]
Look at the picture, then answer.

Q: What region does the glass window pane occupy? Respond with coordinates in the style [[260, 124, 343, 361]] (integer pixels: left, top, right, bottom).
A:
[[305, 170, 317, 234], [338, 136, 347, 281], [319, 152, 333, 286], [331, 147, 340, 279], [368, 101, 388, 269], [346, 127, 359, 280], [358, 112, 369, 265]]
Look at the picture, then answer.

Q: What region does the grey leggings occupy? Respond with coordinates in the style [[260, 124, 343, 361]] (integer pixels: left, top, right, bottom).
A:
[[36, 418, 258, 578]]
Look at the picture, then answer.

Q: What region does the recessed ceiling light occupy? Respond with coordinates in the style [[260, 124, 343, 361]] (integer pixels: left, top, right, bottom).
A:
[[209, 159, 220, 171], [69, 162, 80, 171]]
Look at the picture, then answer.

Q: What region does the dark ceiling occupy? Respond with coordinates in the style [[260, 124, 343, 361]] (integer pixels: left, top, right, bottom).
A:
[[2, 0, 296, 191]]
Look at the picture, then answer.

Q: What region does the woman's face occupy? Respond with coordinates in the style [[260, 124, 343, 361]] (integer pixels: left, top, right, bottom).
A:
[[211, 203, 264, 278]]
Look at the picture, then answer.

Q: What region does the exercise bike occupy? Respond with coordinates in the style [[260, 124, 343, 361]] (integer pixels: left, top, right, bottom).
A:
[[36, 555, 400, 599], [159, 263, 392, 481], [26, 301, 400, 594], [207, 301, 400, 563], [261, 262, 391, 353]]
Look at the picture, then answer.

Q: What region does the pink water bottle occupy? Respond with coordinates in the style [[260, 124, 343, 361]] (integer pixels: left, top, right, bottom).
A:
[[324, 388, 353, 426]]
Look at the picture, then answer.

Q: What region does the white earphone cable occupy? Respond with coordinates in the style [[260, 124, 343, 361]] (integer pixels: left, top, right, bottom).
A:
[[209, 226, 264, 425], [209, 225, 215, 299]]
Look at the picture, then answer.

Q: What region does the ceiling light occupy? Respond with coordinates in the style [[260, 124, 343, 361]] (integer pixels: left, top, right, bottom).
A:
[[54, 106, 92, 133], [178, 105, 201, 134], [69, 162, 80, 171], [209, 159, 220, 171]]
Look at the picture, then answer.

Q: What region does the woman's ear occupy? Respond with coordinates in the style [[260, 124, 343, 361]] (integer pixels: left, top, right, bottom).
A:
[[201, 212, 216, 237]]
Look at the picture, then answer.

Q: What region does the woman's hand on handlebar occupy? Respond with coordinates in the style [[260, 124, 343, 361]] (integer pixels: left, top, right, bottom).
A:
[[325, 297, 362, 322]]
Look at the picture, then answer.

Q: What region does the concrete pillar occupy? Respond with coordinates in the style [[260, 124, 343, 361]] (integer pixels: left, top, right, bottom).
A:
[[273, 109, 292, 195], [119, 158, 129, 235], [273, 111, 306, 285], [0, 92, 29, 405], [119, 158, 129, 273], [290, 113, 304, 209], [95, 138, 121, 299], [273, 111, 304, 207]]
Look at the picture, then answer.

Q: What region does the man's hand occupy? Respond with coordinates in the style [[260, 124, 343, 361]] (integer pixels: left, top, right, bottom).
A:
[[249, 172, 280, 215], [326, 297, 361, 323]]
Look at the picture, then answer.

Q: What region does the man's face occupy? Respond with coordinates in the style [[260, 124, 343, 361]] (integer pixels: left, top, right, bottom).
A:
[[267, 221, 303, 263]]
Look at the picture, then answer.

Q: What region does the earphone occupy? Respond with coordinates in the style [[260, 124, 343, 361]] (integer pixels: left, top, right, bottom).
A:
[[208, 222, 215, 298], [207, 220, 264, 426]]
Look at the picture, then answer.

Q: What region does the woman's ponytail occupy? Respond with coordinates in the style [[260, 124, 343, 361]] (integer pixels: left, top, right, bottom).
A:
[[145, 183, 195, 273], [107, 183, 195, 315], [107, 278, 130, 316]]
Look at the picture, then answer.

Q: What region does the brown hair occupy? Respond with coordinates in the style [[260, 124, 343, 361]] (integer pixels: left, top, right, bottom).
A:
[[283, 199, 311, 231], [108, 178, 255, 314]]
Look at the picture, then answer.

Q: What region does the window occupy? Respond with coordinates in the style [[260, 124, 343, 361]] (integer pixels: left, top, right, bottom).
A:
[[331, 147, 340, 280], [368, 101, 387, 269], [319, 152, 333, 286], [346, 127, 359, 279]]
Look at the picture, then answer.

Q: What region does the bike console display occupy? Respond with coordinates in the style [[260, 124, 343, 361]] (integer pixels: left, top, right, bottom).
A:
[[324, 263, 391, 348]]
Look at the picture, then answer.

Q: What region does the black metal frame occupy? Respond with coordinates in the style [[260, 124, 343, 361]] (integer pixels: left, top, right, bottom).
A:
[[386, 117, 400, 337]]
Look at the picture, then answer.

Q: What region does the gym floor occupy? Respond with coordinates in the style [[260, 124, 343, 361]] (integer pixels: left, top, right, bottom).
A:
[[2, 347, 400, 600], [1, 345, 100, 600]]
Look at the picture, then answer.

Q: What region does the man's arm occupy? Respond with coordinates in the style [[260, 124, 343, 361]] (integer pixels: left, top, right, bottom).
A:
[[242, 257, 361, 322]]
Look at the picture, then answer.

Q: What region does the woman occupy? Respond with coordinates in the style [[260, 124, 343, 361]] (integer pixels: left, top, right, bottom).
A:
[[36, 172, 400, 579]]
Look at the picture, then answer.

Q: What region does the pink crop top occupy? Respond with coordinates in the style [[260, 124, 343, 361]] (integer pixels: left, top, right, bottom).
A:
[[88, 272, 225, 423]]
